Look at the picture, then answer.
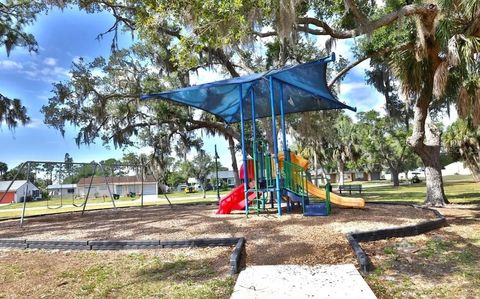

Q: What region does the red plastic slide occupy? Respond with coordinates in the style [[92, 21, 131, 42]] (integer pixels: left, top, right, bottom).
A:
[[217, 184, 257, 214]]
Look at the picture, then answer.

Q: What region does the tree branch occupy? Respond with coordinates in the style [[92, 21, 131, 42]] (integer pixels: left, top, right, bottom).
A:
[[328, 55, 370, 88], [253, 30, 277, 37], [343, 0, 369, 27], [187, 119, 240, 140], [297, 4, 438, 39], [329, 43, 414, 87]]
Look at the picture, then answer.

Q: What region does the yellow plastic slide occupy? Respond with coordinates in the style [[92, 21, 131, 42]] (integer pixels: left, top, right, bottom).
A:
[[305, 181, 365, 208], [279, 151, 365, 208]]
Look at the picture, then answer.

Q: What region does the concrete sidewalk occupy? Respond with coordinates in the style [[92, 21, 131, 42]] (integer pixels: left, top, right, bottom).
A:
[[231, 264, 376, 299]]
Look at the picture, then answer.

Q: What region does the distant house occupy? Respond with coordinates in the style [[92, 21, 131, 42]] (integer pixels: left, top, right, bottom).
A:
[[208, 170, 236, 187], [47, 184, 77, 197], [0, 180, 40, 204], [77, 176, 158, 197], [311, 169, 381, 184], [443, 162, 472, 176]]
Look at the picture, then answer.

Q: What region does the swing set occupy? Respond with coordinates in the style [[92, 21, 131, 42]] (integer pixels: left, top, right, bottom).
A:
[[0, 160, 170, 226]]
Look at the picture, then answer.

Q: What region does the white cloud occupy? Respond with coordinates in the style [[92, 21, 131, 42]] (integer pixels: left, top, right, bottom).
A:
[[333, 39, 357, 60], [339, 82, 366, 94], [26, 118, 43, 129], [0, 60, 23, 70], [72, 56, 83, 64], [37, 92, 52, 102], [43, 57, 57, 66], [22, 63, 69, 83], [351, 59, 370, 77], [315, 37, 357, 61], [190, 67, 226, 85], [339, 80, 385, 116]]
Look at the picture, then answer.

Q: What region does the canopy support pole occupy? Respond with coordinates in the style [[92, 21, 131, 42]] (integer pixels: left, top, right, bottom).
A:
[[279, 82, 288, 156], [250, 88, 260, 213], [269, 77, 282, 216], [239, 84, 249, 216]]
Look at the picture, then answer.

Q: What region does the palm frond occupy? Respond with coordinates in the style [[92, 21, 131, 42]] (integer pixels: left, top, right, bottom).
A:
[[456, 86, 470, 118], [433, 61, 449, 99], [447, 36, 460, 67], [474, 88, 480, 127]]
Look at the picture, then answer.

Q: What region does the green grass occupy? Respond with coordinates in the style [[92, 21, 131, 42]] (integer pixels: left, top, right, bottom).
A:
[[365, 229, 480, 298], [419, 239, 453, 258], [1, 190, 229, 210], [0, 251, 235, 298], [166, 190, 230, 198], [0, 195, 129, 210], [1, 176, 477, 219], [361, 179, 479, 204], [0, 191, 228, 220]]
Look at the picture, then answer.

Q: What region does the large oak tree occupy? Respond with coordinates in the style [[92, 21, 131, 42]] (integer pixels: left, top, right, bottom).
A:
[[10, 0, 479, 205]]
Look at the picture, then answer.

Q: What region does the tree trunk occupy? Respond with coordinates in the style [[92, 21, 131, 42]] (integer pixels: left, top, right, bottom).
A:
[[228, 136, 241, 186], [406, 22, 448, 206], [465, 156, 480, 182], [408, 106, 449, 206], [390, 168, 400, 187], [319, 161, 329, 185], [422, 150, 448, 205], [471, 169, 480, 183], [337, 161, 345, 185]]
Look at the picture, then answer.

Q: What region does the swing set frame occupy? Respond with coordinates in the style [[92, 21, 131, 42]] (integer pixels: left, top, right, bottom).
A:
[[0, 160, 171, 226]]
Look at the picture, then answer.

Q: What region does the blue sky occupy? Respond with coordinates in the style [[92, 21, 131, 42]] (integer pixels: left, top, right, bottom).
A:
[[0, 8, 135, 168], [0, 7, 384, 170]]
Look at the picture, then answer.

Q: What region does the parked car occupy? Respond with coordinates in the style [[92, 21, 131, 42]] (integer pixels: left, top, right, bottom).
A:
[[176, 184, 188, 192], [411, 172, 421, 184], [184, 185, 196, 193]]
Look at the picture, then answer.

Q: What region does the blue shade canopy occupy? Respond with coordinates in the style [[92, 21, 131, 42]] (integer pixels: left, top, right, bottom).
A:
[[141, 54, 355, 124]]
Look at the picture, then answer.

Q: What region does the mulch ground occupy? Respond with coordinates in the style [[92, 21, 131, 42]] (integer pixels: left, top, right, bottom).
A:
[[0, 203, 436, 266]]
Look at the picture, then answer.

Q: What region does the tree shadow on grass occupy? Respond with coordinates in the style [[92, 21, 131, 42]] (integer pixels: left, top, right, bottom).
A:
[[364, 209, 480, 288], [135, 256, 225, 283], [388, 230, 480, 282]]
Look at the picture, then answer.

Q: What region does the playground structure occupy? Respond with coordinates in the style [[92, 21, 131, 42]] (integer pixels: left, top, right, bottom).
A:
[[216, 151, 365, 215], [142, 53, 365, 216]]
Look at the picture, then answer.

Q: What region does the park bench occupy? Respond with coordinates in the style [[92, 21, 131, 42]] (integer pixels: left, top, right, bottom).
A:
[[339, 184, 362, 195]]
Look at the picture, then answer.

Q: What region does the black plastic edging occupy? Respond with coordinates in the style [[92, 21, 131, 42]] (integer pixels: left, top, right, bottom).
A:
[[346, 203, 446, 273], [0, 237, 246, 274], [230, 237, 245, 274]]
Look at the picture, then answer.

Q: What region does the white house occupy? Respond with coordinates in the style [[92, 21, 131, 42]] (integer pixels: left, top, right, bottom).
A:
[[0, 180, 40, 204], [443, 162, 472, 176], [77, 175, 158, 197], [207, 170, 236, 187], [47, 184, 77, 197]]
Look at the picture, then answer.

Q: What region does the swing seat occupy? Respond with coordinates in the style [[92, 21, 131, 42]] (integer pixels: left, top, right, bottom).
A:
[[113, 194, 120, 200]]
